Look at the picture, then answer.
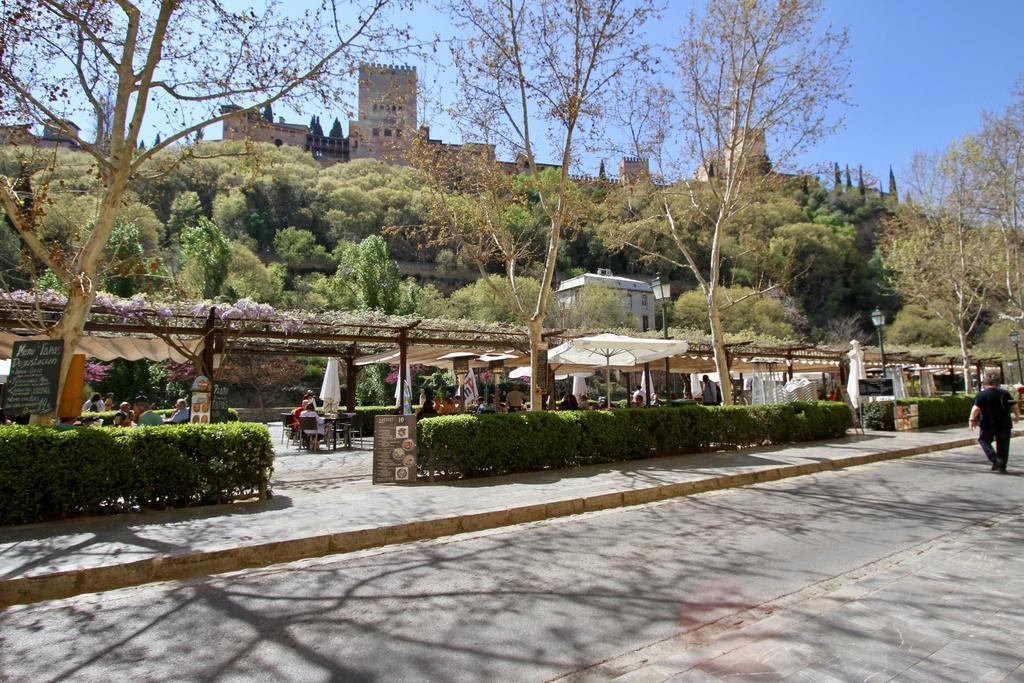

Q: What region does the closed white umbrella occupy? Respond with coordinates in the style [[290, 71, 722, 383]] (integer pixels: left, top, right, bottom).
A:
[[320, 358, 342, 413], [847, 341, 866, 409]]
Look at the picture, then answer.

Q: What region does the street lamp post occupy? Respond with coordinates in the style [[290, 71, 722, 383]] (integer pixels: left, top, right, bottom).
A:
[[1011, 330, 1023, 384], [871, 307, 887, 375], [652, 274, 673, 401]]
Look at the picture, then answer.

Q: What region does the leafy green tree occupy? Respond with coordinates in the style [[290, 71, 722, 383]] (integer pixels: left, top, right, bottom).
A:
[[767, 222, 864, 322], [673, 286, 798, 340], [887, 304, 958, 347], [165, 192, 204, 241], [273, 227, 331, 267], [179, 217, 231, 298], [223, 242, 287, 304]]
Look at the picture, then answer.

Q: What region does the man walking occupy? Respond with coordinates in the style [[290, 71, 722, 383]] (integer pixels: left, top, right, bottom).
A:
[[969, 372, 1021, 473]]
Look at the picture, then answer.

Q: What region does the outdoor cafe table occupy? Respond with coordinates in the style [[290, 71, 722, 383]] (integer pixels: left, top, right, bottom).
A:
[[281, 412, 347, 451]]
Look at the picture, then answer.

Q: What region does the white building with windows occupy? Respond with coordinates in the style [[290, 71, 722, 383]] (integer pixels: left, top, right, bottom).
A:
[[555, 269, 656, 331]]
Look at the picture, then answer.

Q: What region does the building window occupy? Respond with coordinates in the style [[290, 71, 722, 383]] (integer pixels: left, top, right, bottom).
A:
[[642, 295, 648, 308], [626, 293, 633, 308], [384, 129, 392, 137], [372, 128, 380, 136], [642, 316, 649, 332], [395, 129, 402, 137]]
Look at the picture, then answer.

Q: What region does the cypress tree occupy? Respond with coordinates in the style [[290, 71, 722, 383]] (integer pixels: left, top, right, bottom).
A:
[[309, 115, 317, 132], [844, 164, 852, 189], [833, 162, 842, 190], [311, 116, 324, 137], [329, 117, 343, 138], [857, 165, 865, 196], [888, 166, 898, 202], [598, 159, 607, 181], [154, 133, 161, 147], [263, 103, 273, 122]]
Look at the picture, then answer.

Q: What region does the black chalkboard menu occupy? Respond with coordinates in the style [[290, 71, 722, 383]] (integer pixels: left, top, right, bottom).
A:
[[372, 414, 417, 484], [859, 378, 894, 397], [2, 340, 64, 414], [210, 384, 229, 423]]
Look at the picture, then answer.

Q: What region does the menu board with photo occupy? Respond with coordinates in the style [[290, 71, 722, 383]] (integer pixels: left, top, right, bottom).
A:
[[2, 340, 64, 415], [372, 414, 417, 484]]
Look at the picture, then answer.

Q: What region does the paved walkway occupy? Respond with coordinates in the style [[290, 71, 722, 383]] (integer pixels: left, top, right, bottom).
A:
[[0, 425, 992, 606], [572, 494, 1024, 682]]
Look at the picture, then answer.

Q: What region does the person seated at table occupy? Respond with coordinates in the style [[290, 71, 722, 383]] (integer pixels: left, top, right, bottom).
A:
[[82, 392, 105, 414], [302, 389, 317, 410], [133, 395, 163, 426], [299, 400, 326, 451], [103, 392, 115, 411], [164, 398, 190, 423], [558, 393, 578, 411], [474, 397, 489, 414], [597, 396, 608, 410], [416, 397, 438, 420], [111, 402, 132, 427], [576, 393, 590, 410], [632, 394, 646, 408], [506, 385, 525, 412]]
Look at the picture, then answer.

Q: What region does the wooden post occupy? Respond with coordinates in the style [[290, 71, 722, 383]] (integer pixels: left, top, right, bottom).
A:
[[398, 329, 408, 414], [976, 360, 984, 387], [949, 358, 956, 395], [345, 356, 358, 412], [738, 372, 745, 405], [684, 373, 694, 399], [200, 308, 216, 379], [999, 361, 1006, 385], [786, 351, 794, 381], [644, 362, 651, 406]]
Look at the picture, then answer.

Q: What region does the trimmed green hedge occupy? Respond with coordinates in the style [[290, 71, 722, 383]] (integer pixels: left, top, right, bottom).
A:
[[418, 401, 851, 479], [862, 395, 976, 430], [83, 407, 239, 423], [0, 422, 274, 525]]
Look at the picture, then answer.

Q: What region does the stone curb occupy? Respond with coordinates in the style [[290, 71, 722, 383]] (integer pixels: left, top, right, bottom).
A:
[[0, 435, 986, 609]]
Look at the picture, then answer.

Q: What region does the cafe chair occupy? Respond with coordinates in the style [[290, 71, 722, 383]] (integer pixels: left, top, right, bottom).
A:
[[297, 415, 322, 451]]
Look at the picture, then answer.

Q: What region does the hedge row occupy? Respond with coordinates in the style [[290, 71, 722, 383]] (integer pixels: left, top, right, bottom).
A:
[[83, 407, 240, 422], [418, 402, 851, 479], [862, 395, 976, 430], [0, 422, 274, 525]]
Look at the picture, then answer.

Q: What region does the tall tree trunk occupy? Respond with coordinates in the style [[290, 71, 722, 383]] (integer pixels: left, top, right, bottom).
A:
[[707, 286, 733, 405], [527, 319, 544, 412], [31, 288, 95, 424], [958, 326, 974, 393]]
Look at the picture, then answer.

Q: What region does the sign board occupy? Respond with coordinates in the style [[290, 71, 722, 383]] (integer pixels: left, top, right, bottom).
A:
[[895, 402, 919, 431], [859, 378, 894, 397], [535, 349, 549, 392], [210, 384, 229, 423], [372, 414, 417, 484], [2, 340, 64, 414], [190, 375, 211, 424]]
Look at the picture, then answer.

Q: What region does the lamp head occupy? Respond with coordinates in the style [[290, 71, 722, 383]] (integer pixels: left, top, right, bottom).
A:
[[870, 307, 886, 328], [1011, 330, 1021, 345]]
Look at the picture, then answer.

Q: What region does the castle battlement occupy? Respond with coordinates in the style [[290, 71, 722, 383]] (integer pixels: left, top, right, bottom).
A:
[[364, 63, 416, 73]]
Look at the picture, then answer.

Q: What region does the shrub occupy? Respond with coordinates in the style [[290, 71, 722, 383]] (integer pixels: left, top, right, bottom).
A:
[[418, 402, 851, 479], [0, 422, 273, 525], [861, 395, 975, 430]]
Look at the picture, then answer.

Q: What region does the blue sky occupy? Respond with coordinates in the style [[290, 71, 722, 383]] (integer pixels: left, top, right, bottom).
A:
[[256, 1, 1024, 187]]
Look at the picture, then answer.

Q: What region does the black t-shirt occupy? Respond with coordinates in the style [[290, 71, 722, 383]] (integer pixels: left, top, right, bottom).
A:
[[974, 387, 1014, 431]]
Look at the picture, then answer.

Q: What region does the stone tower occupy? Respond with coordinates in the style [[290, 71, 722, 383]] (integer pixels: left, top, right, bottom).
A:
[[348, 63, 417, 163]]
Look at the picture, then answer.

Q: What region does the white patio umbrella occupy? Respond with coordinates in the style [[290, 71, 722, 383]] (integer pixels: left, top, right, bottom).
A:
[[320, 358, 342, 413], [550, 334, 689, 408], [846, 340, 866, 409]]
